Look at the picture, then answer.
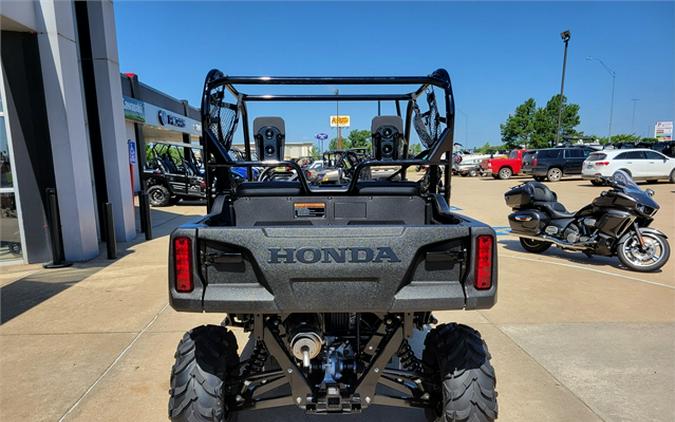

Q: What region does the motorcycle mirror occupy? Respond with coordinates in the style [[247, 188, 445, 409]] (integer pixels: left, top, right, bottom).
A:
[[646, 188, 655, 197]]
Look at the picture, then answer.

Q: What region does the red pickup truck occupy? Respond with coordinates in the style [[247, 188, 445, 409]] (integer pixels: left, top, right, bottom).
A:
[[481, 149, 527, 180]]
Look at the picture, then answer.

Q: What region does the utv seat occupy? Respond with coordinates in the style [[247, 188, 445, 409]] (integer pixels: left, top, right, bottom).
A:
[[236, 181, 302, 196], [355, 180, 419, 196]]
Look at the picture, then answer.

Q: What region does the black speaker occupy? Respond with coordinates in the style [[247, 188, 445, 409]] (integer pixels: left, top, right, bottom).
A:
[[371, 116, 403, 160], [253, 117, 285, 161]]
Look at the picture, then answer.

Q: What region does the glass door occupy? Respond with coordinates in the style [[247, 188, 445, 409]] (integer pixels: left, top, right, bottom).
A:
[[0, 73, 26, 263]]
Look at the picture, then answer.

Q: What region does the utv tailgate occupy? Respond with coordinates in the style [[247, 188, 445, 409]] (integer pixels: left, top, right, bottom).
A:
[[170, 223, 497, 313]]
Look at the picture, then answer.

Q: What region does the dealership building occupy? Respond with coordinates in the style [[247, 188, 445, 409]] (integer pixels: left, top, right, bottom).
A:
[[1, 1, 319, 265], [0, 1, 204, 264]]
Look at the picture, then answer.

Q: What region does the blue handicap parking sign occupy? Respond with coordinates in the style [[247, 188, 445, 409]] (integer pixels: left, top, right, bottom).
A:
[[128, 139, 137, 165]]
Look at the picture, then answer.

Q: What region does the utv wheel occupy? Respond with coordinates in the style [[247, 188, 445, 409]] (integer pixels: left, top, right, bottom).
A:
[[423, 324, 498, 422], [519, 237, 552, 253], [670, 169, 675, 183], [468, 169, 478, 177], [147, 185, 171, 207], [169, 325, 240, 422], [498, 167, 512, 180], [546, 167, 562, 182], [617, 232, 670, 272]]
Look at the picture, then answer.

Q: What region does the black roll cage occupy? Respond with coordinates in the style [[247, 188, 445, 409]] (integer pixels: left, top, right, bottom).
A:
[[201, 69, 456, 210]]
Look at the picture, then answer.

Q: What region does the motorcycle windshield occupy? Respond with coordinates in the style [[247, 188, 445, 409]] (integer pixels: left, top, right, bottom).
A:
[[613, 170, 642, 192], [613, 169, 659, 210]]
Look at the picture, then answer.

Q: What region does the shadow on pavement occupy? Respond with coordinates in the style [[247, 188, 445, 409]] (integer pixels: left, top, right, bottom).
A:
[[235, 406, 425, 422], [1, 205, 202, 325], [0, 264, 103, 324], [498, 238, 656, 273]]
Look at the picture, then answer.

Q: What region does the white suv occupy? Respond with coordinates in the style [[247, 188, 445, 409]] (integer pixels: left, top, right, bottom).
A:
[[582, 148, 675, 185]]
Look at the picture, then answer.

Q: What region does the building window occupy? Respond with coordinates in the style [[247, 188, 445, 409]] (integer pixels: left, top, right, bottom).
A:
[[0, 96, 24, 262]]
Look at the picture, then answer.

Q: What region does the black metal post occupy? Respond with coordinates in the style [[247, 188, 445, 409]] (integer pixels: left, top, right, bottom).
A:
[[138, 192, 152, 240], [555, 30, 571, 146], [43, 188, 72, 268], [103, 202, 117, 259]]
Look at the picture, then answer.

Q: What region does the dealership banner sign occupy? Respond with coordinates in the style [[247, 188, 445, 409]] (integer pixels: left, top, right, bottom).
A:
[[123, 96, 145, 122], [330, 115, 350, 128], [654, 121, 673, 141]]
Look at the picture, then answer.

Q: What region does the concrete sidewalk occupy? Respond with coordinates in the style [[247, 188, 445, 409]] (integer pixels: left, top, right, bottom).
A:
[[1, 179, 673, 422]]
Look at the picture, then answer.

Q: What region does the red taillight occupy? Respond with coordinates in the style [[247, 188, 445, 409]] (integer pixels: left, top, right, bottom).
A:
[[474, 235, 493, 290], [594, 161, 609, 166], [174, 237, 193, 292], [532, 158, 538, 167]]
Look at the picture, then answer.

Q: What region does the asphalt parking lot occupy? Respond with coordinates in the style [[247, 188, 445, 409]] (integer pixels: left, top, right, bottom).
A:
[[1, 176, 673, 422]]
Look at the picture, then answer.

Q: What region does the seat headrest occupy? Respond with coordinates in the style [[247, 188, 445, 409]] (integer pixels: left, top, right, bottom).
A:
[[253, 117, 285, 161], [371, 116, 404, 161], [371, 116, 403, 134]]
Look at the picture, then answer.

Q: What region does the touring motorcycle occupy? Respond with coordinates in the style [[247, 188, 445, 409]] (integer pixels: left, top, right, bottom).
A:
[[505, 170, 670, 272]]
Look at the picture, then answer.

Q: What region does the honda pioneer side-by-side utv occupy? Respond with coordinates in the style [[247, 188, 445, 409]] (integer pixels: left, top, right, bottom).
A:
[[167, 70, 499, 421]]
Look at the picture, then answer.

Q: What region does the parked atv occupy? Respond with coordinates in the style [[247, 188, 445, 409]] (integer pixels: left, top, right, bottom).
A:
[[167, 69, 498, 421], [505, 170, 670, 272]]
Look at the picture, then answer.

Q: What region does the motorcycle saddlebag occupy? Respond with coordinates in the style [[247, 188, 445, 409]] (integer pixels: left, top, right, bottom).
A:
[[508, 209, 550, 235], [504, 182, 557, 208]]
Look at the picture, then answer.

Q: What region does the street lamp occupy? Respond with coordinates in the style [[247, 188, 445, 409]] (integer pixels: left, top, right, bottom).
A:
[[586, 56, 616, 141], [630, 98, 640, 134], [335, 88, 342, 150], [555, 30, 571, 146]]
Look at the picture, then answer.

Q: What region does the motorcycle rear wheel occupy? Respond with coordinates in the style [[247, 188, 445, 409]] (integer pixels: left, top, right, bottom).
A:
[[519, 237, 551, 253]]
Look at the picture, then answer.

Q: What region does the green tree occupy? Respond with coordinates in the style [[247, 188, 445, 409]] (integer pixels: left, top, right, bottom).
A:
[[328, 129, 371, 151], [310, 145, 321, 160], [409, 143, 423, 157], [501, 95, 581, 149], [328, 137, 341, 151], [597, 134, 642, 145], [475, 142, 499, 154], [347, 129, 371, 150], [530, 94, 580, 148], [500, 98, 536, 149]]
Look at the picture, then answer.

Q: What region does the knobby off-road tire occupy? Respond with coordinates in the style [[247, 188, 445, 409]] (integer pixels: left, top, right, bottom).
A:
[[169, 325, 240, 422], [519, 237, 552, 253], [423, 324, 498, 422], [147, 184, 172, 207]]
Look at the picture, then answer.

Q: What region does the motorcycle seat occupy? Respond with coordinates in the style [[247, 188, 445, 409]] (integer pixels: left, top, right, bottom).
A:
[[534, 201, 575, 219]]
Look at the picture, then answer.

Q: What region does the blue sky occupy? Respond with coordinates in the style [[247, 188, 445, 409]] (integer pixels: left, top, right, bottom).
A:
[[114, 1, 674, 147]]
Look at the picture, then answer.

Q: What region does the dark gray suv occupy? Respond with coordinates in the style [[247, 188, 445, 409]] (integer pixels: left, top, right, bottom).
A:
[[531, 147, 594, 182]]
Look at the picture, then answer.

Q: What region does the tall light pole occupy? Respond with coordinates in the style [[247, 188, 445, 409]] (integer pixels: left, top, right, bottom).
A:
[[586, 56, 616, 141], [555, 30, 571, 146], [457, 108, 469, 149], [335, 89, 342, 150], [630, 98, 640, 134]]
